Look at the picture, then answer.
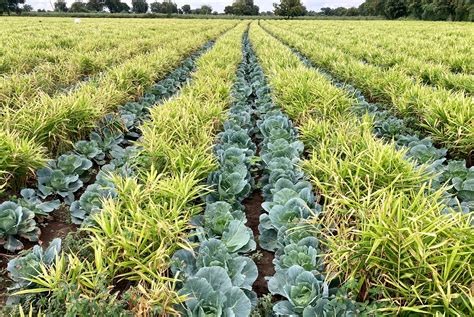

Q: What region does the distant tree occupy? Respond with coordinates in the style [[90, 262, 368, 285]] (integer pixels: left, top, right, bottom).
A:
[[150, 1, 177, 14], [224, 5, 233, 14], [181, 3, 190, 13], [86, 0, 104, 11], [226, 0, 259, 15], [105, 0, 120, 12], [346, 7, 359, 16], [0, 0, 25, 14], [70, 1, 89, 12], [105, 0, 129, 13], [320, 7, 332, 15], [54, 0, 68, 12], [200, 4, 212, 14], [260, 10, 274, 15], [383, 0, 407, 19], [132, 0, 148, 13], [357, 0, 471, 21], [118, 2, 130, 12], [333, 7, 348, 15], [22, 3, 32, 11], [193, 4, 212, 14], [273, 0, 306, 18]]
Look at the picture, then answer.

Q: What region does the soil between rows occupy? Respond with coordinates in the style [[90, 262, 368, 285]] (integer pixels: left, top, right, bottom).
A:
[[243, 190, 275, 297], [0, 209, 77, 306]]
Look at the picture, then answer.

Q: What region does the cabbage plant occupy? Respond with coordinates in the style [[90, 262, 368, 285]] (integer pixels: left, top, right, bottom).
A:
[[89, 128, 124, 154], [274, 238, 322, 273], [74, 140, 106, 165], [7, 238, 61, 290], [398, 136, 447, 164], [179, 266, 251, 317], [16, 188, 60, 216], [55, 154, 93, 178], [70, 184, 117, 224], [0, 202, 40, 251], [198, 201, 246, 236], [172, 239, 257, 291], [268, 265, 325, 316], [37, 168, 83, 204]]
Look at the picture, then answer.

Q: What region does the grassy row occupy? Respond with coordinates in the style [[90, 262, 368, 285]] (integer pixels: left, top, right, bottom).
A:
[[249, 22, 473, 315], [261, 21, 474, 159], [262, 20, 474, 74], [9, 23, 246, 316], [0, 21, 219, 110], [0, 21, 236, 192], [265, 21, 474, 94], [0, 18, 202, 76]]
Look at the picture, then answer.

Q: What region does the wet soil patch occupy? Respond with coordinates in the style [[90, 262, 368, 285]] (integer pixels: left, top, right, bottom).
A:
[[244, 190, 275, 296]]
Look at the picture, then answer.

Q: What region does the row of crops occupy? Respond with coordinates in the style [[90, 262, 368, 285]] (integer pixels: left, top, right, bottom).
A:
[[0, 18, 238, 192], [1, 18, 473, 316]]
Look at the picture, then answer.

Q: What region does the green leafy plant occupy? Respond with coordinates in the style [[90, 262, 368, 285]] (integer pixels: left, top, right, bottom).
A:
[[74, 140, 106, 165], [268, 265, 324, 316], [37, 168, 83, 204], [172, 238, 257, 291], [16, 188, 61, 216], [0, 202, 40, 252], [179, 266, 252, 317], [274, 238, 322, 273], [70, 184, 117, 225], [7, 238, 61, 290]]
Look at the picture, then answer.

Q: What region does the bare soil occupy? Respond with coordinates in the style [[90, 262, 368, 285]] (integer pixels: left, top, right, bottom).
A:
[[244, 190, 275, 296], [0, 208, 77, 306]]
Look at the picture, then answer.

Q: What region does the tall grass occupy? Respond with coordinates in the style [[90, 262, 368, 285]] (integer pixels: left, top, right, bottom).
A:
[[262, 21, 474, 158], [249, 21, 474, 314], [13, 22, 246, 315], [0, 20, 236, 190], [0, 129, 47, 191]]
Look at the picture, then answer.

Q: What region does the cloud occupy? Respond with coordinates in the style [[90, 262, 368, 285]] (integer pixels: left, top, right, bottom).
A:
[[26, 0, 365, 13]]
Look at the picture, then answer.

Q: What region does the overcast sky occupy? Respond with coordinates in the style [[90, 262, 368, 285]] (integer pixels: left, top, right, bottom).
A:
[[27, 0, 364, 13]]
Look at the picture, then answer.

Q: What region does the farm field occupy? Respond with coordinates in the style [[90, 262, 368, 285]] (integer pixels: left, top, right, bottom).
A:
[[0, 17, 473, 316]]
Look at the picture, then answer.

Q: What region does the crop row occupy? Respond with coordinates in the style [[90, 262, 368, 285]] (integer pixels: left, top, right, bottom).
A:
[[263, 20, 473, 75], [171, 31, 260, 315], [0, 18, 216, 76], [251, 22, 473, 315], [0, 20, 237, 192], [2, 23, 247, 316], [264, 21, 473, 94], [2, 20, 473, 316], [281, 38, 473, 213], [0, 30, 218, 252], [0, 21, 220, 110], [261, 21, 474, 159]]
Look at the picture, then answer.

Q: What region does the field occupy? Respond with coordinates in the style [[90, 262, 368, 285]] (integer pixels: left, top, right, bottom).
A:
[[0, 17, 473, 316]]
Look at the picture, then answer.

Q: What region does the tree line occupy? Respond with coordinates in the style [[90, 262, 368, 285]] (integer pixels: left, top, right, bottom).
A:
[[338, 0, 472, 20], [1, 0, 473, 21], [51, 0, 214, 15]]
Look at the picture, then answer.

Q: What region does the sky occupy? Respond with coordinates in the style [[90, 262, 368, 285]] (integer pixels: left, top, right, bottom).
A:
[[27, 0, 365, 13]]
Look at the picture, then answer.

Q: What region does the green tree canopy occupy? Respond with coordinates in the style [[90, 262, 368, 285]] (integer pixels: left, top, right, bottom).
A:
[[54, 0, 68, 12], [357, 0, 473, 21], [86, 0, 104, 11], [192, 4, 212, 14], [105, 0, 129, 13], [132, 0, 148, 13], [273, 0, 307, 18], [225, 0, 259, 15], [181, 4, 191, 13], [1, 0, 25, 14], [70, 1, 89, 12], [150, 1, 178, 14]]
